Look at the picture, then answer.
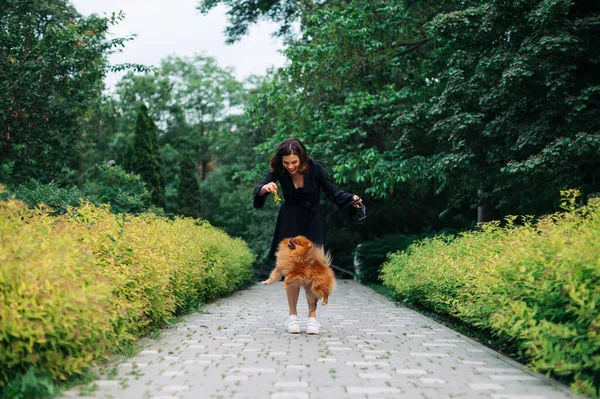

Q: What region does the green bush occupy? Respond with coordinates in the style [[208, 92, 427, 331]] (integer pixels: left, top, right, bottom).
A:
[[0, 198, 255, 394], [123, 103, 165, 208], [354, 234, 422, 284], [5, 165, 151, 216], [381, 191, 600, 396], [83, 164, 151, 214], [354, 230, 459, 284], [9, 179, 85, 214]]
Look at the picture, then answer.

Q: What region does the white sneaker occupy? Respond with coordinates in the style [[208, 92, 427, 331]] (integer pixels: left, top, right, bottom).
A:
[[286, 315, 300, 334], [306, 317, 320, 335]]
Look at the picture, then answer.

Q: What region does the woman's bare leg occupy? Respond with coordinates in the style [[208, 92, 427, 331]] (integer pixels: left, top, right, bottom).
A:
[[304, 286, 318, 318], [286, 282, 301, 316]]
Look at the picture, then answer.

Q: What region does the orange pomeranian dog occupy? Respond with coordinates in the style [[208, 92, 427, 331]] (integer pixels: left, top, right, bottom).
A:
[[262, 236, 336, 309]]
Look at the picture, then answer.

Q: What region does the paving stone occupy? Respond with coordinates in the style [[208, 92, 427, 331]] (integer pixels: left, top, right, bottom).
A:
[[346, 387, 401, 394], [469, 383, 506, 390], [477, 367, 526, 373], [410, 352, 450, 358], [273, 381, 309, 388], [270, 393, 309, 399], [460, 360, 487, 365], [94, 380, 120, 388], [395, 368, 427, 375], [358, 372, 392, 379], [161, 371, 184, 376], [162, 385, 189, 393], [286, 365, 308, 370], [58, 281, 577, 399], [118, 362, 149, 369], [490, 375, 540, 381], [346, 361, 390, 367], [491, 396, 549, 399], [419, 377, 447, 384]]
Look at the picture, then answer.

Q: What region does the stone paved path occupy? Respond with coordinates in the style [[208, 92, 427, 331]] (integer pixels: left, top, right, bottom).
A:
[[62, 281, 579, 399]]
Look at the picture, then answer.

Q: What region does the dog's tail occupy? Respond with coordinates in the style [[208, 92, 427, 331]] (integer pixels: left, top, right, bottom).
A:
[[313, 245, 332, 267], [314, 245, 336, 296]]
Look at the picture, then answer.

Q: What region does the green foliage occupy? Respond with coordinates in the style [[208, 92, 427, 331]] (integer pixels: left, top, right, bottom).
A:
[[177, 158, 202, 218], [381, 191, 600, 396], [354, 232, 458, 284], [123, 103, 165, 208], [0, 368, 55, 399], [198, 73, 280, 274], [246, 0, 436, 194], [396, 0, 600, 216], [78, 95, 127, 180], [200, 163, 279, 277], [0, 0, 138, 187], [241, 0, 468, 263], [87, 55, 245, 215], [5, 165, 151, 216], [8, 179, 85, 214], [83, 164, 151, 214], [196, 0, 347, 43], [159, 54, 244, 185], [244, 0, 600, 233], [0, 198, 255, 393]]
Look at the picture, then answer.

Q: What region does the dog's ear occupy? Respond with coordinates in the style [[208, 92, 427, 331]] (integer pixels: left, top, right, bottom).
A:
[[306, 241, 312, 249]]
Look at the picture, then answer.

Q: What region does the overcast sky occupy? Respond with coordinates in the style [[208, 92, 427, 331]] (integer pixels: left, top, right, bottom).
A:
[[71, 0, 288, 89]]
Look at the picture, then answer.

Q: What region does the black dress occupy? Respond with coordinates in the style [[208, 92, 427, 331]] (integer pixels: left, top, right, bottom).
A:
[[253, 159, 355, 260]]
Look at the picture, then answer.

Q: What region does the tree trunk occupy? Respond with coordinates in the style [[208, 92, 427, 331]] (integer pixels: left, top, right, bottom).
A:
[[477, 187, 495, 223], [201, 159, 208, 181]]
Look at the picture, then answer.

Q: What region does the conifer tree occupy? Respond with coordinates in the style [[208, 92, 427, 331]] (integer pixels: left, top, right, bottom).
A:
[[177, 157, 202, 218], [124, 103, 165, 208]]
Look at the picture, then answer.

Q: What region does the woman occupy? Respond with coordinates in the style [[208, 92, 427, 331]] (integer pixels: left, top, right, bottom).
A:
[[253, 138, 363, 334]]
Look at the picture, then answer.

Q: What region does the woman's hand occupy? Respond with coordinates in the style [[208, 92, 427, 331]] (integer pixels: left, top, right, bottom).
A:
[[260, 182, 278, 196], [352, 195, 363, 208]]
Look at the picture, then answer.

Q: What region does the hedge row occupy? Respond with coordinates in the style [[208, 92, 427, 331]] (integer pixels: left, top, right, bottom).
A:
[[353, 230, 460, 284], [381, 193, 600, 396], [0, 198, 255, 389]]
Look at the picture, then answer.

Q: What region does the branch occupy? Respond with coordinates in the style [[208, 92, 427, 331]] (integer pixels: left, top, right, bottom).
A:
[[351, 37, 432, 73]]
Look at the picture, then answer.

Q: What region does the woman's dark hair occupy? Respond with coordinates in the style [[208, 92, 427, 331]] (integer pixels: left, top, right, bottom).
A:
[[270, 138, 311, 174]]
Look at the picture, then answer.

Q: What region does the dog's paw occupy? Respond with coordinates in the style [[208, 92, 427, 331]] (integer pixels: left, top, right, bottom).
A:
[[322, 298, 329, 305], [261, 280, 270, 285]]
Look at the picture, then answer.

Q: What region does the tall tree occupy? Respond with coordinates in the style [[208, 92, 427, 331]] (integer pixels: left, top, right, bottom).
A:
[[0, 0, 142, 187], [197, 0, 351, 43], [160, 54, 244, 181], [244, 0, 453, 251], [87, 54, 244, 213], [124, 103, 165, 208], [246, 0, 600, 224], [116, 55, 245, 212], [177, 157, 202, 218], [397, 0, 600, 217], [114, 72, 173, 140], [199, 74, 280, 272]]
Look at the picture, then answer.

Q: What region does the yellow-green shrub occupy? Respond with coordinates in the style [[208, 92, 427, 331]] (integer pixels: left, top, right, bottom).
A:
[[381, 194, 600, 396], [0, 199, 255, 389]]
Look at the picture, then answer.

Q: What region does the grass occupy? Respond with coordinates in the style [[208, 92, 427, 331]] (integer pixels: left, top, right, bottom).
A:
[[0, 368, 98, 399], [117, 341, 143, 358]]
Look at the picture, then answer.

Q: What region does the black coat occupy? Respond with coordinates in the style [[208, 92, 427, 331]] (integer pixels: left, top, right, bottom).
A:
[[253, 159, 355, 260]]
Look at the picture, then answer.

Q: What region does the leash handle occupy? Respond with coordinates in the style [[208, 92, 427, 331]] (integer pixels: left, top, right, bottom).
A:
[[340, 197, 367, 231], [341, 197, 362, 209], [342, 198, 367, 222]]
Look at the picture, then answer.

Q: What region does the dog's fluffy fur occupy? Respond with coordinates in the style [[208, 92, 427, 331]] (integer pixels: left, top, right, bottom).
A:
[[262, 236, 336, 309]]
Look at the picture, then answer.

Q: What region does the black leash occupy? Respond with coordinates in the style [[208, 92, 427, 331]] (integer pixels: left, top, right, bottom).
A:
[[340, 198, 367, 231]]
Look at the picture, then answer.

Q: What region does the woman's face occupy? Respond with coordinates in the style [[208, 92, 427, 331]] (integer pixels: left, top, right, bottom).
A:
[[282, 154, 301, 175]]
